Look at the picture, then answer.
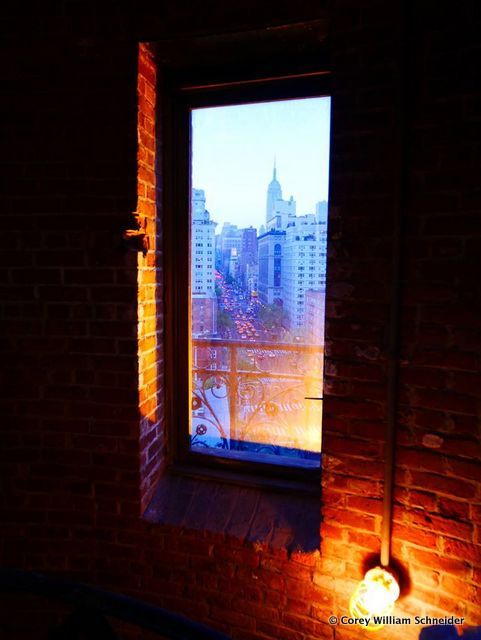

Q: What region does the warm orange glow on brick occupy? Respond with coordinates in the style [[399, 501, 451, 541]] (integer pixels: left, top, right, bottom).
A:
[[137, 43, 163, 510]]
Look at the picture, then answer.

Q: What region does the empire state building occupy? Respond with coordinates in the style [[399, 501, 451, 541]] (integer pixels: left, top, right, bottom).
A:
[[265, 162, 282, 223], [265, 162, 296, 230]]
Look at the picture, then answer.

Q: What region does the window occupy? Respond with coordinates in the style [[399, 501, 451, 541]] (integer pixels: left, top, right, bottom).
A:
[[164, 68, 330, 485]]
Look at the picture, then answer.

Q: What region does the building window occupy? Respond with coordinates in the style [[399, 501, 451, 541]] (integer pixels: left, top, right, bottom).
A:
[[164, 69, 330, 483]]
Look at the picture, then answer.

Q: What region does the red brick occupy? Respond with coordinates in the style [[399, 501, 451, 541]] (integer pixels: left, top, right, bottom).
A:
[[395, 488, 438, 511], [396, 447, 445, 473], [323, 507, 378, 533], [256, 621, 304, 640], [447, 458, 481, 483], [442, 539, 481, 563], [400, 509, 473, 541], [327, 436, 381, 458], [400, 367, 447, 389], [414, 346, 479, 372], [211, 606, 254, 630], [345, 495, 382, 516], [408, 548, 471, 578], [412, 389, 478, 415], [324, 398, 384, 420], [410, 472, 476, 499], [346, 529, 380, 551], [393, 521, 439, 547], [438, 497, 470, 520]]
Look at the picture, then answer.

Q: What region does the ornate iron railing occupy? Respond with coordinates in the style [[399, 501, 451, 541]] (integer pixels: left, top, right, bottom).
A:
[[191, 338, 323, 461], [0, 566, 230, 640]]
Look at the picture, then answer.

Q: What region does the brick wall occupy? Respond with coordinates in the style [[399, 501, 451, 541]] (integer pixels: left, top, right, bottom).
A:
[[1, 15, 141, 583], [318, 7, 402, 636], [137, 43, 165, 511], [394, 2, 481, 626], [1, 2, 480, 640], [318, 3, 481, 638]]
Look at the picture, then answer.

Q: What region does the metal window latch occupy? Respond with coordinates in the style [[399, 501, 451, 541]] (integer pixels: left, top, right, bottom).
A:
[[122, 212, 149, 256]]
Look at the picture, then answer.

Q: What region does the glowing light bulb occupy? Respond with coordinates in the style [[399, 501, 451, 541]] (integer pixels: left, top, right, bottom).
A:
[[349, 567, 400, 631]]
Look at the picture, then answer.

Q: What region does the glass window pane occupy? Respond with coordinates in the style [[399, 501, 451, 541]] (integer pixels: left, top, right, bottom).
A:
[[190, 97, 330, 468]]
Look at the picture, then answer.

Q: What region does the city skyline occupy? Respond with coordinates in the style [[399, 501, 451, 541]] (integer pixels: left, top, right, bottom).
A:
[[191, 167, 327, 339], [190, 161, 326, 462], [191, 96, 331, 228]]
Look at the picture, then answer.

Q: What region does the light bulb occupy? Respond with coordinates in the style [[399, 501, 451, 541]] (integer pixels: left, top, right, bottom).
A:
[[349, 567, 400, 631]]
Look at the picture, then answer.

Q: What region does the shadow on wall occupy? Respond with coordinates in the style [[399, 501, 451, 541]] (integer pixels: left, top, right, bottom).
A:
[[144, 473, 321, 553], [362, 552, 411, 597]]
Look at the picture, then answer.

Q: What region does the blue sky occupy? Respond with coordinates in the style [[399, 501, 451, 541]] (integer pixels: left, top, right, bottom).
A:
[[191, 96, 331, 230]]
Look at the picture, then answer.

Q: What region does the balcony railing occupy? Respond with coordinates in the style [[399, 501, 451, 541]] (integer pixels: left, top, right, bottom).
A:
[[192, 338, 323, 464]]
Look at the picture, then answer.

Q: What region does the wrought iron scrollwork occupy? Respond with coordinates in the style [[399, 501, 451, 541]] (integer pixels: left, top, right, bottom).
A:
[[191, 339, 323, 459]]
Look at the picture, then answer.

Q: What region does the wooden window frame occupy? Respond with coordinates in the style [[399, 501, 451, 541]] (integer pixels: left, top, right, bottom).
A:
[[161, 57, 331, 491]]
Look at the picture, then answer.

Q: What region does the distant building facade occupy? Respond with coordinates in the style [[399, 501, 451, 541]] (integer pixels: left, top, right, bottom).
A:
[[257, 230, 285, 305], [258, 167, 328, 333], [246, 262, 259, 298], [239, 226, 258, 291], [219, 222, 242, 273], [228, 247, 239, 280], [191, 188, 217, 336], [282, 216, 326, 331], [305, 289, 326, 344]]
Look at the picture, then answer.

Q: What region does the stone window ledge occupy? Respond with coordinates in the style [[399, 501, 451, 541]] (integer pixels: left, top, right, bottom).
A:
[[144, 468, 321, 553]]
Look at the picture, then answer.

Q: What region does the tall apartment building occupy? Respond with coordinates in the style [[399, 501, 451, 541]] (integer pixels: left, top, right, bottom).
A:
[[282, 216, 326, 331], [245, 262, 259, 298], [257, 229, 285, 305], [239, 226, 258, 291], [316, 200, 328, 223], [305, 289, 326, 345], [191, 188, 217, 336], [258, 167, 328, 332], [228, 247, 239, 280], [218, 222, 242, 273]]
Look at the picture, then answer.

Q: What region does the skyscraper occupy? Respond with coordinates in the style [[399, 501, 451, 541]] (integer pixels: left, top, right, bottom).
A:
[[239, 226, 258, 291], [191, 188, 217, 336], [257, 229, 285, 305], [265, 161, 282, 223], [265, 163, 296, 230], [281, 216, 326, 331], [258, 166, 327, 332], [218, 222, 242, 274]]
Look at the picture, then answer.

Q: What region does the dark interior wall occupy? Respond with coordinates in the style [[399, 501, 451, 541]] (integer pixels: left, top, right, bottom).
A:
[[395, 3, 481, 618], [1, 2, 480, 640], [324, 4, 480, 635]]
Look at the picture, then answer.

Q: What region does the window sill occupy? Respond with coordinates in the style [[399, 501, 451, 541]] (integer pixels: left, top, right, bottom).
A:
[[143, 466, 321, 553]]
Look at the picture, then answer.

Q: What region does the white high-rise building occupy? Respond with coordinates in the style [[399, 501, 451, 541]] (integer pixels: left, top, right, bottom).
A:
[[305, 289, 326, 345], [192, 189, 216, 295], [282, 216, 326, 331], [191, 189, 217, 336], [258, 166, 328, 332], [316, 200, 328, 223]]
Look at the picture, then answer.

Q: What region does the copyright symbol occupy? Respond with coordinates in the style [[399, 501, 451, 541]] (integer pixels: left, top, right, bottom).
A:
[[329, 616, 338, 625]]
